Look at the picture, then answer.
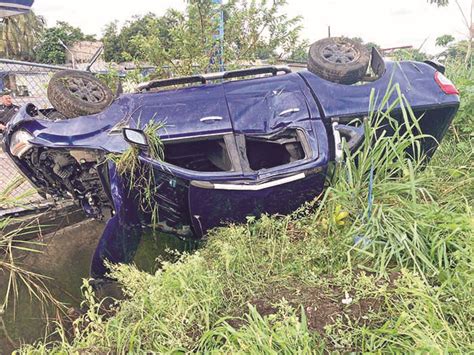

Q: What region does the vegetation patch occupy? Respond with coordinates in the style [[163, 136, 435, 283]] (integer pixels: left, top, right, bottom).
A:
[[107, 120, 165, 225]]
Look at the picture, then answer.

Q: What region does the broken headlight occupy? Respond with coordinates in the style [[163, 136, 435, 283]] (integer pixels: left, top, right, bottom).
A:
[[9, 130, 34, 158]]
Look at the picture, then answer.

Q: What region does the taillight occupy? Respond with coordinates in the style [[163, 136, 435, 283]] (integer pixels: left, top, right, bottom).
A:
[[434, 71, 459, 95]]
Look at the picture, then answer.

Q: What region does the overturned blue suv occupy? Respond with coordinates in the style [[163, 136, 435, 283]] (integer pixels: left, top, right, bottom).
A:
[[3, 38, 460, 277]]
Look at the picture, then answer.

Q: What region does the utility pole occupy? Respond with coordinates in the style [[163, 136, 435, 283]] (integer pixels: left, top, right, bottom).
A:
[[212, 0, 225, 71], [58, 39, 76, 69]]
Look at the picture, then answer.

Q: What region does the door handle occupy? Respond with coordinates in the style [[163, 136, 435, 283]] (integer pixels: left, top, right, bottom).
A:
[[279, 108, 300, 117], [200, 116, 223, 123]]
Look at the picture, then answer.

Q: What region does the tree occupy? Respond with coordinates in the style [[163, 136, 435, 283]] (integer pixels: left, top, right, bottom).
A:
[[428, 0, 450, 6], [102, 13, 163, 63], [102, 21, 121, 63], [343, 37, 381, 52], [436, 34, 455, 47], [0, 11, 45, 61], [392, 48, 429, 61], [429, 0, 473, 64], [35, 21, 96, 64], [103, 0, 306, 75]]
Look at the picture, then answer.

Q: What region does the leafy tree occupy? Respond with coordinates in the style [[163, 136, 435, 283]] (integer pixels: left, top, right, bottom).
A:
[[343, 37, 381, 52], [436, 34, 455, 47], [440, 39, 471, 59], [103, 0, 306, 75], [392, 48, 429, 61], [287, 40, 309, 62], [429, 0, 472, 65], [0, 11, 45, 61], [428, 0, 449, 6], [102, 13, 163, 63], [102, 21, 122, 63], [36, 21, 96, 64]]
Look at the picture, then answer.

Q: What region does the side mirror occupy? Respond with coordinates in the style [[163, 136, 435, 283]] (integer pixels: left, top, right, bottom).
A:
[[123, 128, 148, 149]]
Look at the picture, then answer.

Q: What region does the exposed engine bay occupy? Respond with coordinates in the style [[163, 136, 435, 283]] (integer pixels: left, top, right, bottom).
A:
[[19, 147, 111, 218]]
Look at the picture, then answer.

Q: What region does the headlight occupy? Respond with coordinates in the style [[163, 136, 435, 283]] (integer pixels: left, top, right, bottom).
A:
[[9, 130, 34, 158]]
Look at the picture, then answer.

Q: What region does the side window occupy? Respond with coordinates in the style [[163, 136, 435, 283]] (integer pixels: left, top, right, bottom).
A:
[[242, 129, 309, 171], [163, 136, 235, 172]]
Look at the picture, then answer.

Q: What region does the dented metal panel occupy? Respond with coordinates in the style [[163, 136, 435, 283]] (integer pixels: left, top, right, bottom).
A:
[[224, 73, 315, 134]]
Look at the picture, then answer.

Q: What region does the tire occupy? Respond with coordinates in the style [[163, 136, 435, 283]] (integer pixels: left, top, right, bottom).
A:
[[308, 37, 370, 85], [47, 70, 113, 118]]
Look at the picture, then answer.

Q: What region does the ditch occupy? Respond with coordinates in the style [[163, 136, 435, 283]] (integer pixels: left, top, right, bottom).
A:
[[0, 219, 194, 353]]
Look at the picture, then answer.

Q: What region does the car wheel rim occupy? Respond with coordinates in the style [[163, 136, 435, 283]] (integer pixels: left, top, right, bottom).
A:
[[65, 77, 106, 103], [321, 43, 359, 64]]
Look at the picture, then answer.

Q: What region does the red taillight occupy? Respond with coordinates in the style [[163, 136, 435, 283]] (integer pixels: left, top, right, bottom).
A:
[[435, 71, 459, 95]]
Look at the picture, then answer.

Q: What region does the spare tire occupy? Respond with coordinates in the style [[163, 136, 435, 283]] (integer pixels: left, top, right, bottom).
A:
[[308, 37, 370, 85], [47, 70, 113, 118]]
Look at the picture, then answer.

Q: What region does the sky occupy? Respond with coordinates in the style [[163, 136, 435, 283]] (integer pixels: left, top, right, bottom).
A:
[[33, 0, 472, 55]]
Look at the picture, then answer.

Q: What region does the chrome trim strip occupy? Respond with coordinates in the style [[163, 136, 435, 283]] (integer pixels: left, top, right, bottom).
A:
[[160, 132, 229, 142], [332, 122, 343, 163], [209, 173, 306, 191]]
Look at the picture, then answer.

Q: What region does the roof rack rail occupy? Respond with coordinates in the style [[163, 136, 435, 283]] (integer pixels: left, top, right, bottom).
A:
[[136, 65, 291, 92]]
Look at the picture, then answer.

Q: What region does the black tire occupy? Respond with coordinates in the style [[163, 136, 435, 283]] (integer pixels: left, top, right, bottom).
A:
[[308, 37, 370, 85], [47, 70, 113, 118]]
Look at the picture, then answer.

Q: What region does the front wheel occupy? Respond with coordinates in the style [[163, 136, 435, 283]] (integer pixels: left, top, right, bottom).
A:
[[47, 70, 114, 118]]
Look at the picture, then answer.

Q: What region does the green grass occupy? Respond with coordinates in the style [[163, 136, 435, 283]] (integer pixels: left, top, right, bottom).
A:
[[0, 179, 65, 326], [108, 120, 165, 225], [20, 63, 473, 353]]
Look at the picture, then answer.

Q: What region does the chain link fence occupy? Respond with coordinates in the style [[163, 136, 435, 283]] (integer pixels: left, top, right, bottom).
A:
[[0, 59, 70, 209]]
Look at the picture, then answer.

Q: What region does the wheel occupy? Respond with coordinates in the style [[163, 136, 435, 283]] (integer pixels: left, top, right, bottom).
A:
[[47, 70, 113, 118], [308, 37, 370, 85]]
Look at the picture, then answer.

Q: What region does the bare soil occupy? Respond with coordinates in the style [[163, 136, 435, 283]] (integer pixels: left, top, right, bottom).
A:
[[227, 273, 400, 345]]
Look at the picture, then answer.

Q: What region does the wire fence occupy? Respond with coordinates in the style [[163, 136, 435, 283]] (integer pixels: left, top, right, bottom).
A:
[[0, 59, 69, 108], [0, 59, 69, 209]]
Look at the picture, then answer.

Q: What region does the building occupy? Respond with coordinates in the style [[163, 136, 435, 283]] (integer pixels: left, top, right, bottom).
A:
[[66, 41, 104, 66]]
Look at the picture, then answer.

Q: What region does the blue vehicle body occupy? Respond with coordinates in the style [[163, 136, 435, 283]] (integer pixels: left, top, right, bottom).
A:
[[3, 60, 459, 277]]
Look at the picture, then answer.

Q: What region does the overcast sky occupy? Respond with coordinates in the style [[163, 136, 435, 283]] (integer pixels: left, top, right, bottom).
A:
[[33, 0, 471, 54]]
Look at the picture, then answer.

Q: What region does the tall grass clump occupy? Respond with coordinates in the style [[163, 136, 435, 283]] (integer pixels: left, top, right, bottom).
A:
[[315, 84, 472, 281], [1, 179, 66, 350], [108, 120, 165, 224]]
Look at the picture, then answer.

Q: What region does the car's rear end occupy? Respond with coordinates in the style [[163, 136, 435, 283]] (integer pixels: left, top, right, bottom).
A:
[[299, 57, 460, 161]]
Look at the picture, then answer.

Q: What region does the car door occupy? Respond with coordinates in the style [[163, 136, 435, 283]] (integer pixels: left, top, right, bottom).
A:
[[187, 121, 328, 236], [130, 84, 233, 139], [186, 75, 328, 235]]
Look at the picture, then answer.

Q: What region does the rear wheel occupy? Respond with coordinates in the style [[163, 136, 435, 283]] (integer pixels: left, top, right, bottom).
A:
[[308, 37, 370, 85], [47, 70, 113, 118]]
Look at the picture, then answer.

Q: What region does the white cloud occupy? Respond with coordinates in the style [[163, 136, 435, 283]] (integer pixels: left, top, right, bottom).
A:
[[33, 0, 470, 54]]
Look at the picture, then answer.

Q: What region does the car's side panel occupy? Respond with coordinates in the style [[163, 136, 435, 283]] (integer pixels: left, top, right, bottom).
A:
[[188, 171, 326, 235], [299, 61, 460, 120], [224, 73, 320, 134]]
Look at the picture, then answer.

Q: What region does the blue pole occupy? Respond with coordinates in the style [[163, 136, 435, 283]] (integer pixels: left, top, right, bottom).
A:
[[212, 0, 225, 71]]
